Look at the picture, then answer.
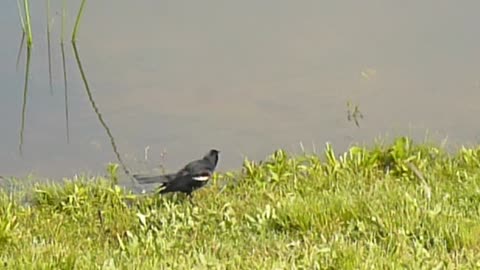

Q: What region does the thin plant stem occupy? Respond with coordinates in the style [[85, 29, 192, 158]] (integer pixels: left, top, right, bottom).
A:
[[23, 0, 33, 47], [72, 0, 87, 42]]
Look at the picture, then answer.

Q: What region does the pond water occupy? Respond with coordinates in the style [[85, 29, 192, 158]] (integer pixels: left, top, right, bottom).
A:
[[1, 1, 480, 180]]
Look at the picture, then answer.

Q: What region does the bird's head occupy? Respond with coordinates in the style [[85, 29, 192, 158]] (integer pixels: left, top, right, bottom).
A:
[[204, 149, 220, 167]]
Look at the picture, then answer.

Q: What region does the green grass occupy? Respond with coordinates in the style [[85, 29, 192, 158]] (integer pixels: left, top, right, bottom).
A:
[[1, 137, 480, 269]]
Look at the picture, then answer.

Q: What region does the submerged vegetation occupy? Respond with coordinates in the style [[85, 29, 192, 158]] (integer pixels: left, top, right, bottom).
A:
[[1, 137, 480, 268]]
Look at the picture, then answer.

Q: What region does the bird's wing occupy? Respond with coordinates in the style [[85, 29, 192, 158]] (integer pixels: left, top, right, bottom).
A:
[[179, 167, 212, 182], [191, 172, 211, 182], [133, 173, 176, 184], [182, 159, 214, 174]]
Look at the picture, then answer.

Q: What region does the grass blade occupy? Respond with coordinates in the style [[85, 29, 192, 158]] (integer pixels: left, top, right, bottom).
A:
[[72, 0, 87, 42]]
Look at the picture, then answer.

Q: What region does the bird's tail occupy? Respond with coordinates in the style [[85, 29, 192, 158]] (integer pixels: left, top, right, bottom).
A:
[[133, 173, 176, 184]]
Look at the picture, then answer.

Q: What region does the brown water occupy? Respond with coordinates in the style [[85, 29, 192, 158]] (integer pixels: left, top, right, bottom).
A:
[[1, 1, 480, 180]]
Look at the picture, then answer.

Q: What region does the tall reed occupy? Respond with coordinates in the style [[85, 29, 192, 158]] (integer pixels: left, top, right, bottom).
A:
[[22, 0, 33, 47], [72, 0, 87, 42]]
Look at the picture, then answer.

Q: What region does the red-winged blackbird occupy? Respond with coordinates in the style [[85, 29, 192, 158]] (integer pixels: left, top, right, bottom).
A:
[[133, 149, 219, 196]]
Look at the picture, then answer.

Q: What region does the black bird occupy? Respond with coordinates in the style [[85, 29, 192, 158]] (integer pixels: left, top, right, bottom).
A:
[[133, 149, 220, 196]]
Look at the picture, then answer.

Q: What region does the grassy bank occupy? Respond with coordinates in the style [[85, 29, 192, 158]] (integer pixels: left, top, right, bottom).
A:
[[1, 137, 480, 269]]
